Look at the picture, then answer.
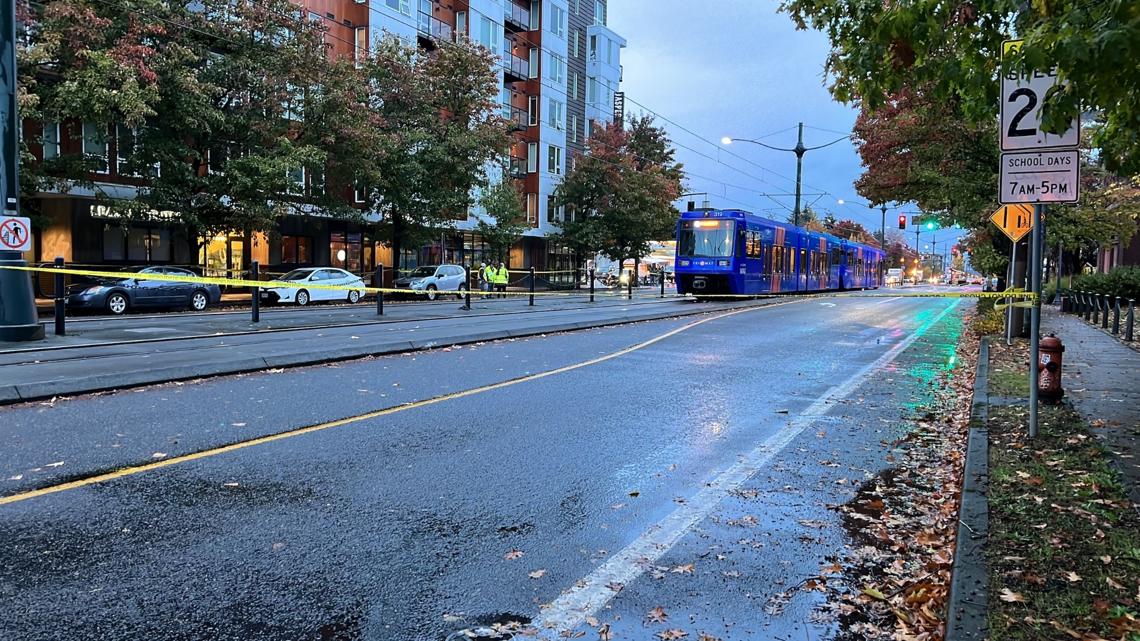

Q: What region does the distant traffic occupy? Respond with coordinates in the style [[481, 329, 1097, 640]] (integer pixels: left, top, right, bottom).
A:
[[675, 209, 885, 297]]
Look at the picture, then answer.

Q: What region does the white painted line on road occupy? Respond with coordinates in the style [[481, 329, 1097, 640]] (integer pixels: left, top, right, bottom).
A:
[[534, 299, 961, 636]]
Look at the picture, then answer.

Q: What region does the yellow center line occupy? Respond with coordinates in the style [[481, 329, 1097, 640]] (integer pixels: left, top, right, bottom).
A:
[[0, 300, 804, 507]]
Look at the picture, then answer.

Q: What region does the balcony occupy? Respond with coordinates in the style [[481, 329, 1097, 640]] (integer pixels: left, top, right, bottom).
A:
[[506, 155, 528, 180], [504, 2, 530, 32], [502, 45, 529, 83], [416, 11, 453, 48], [502, 104, 529, 131]]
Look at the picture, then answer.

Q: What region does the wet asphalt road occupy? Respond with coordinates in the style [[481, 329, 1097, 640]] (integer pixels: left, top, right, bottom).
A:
[[0, 293, 967, 641]]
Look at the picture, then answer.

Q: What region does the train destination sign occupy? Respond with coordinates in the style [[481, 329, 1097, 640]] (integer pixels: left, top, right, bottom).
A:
[[999, 149, 1079, 205]]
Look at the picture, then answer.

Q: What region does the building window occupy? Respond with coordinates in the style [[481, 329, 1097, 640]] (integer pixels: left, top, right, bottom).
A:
[[477, 15, 499, 51], [548, 53, 565, 84], [82, 122, 108, 173], [309, 166, 325, 196], [589, 34, 597, 59], [526, 192, 538, 224], [456, 11, 467, 35], [551, 4, 566, 38], [587, 78, 597, 104], [572, 30, 581, 57], [287, 166, 305, 195], [529, 1, 539, 30], [595, 0, 605, 25], [587, 118, 596, 139], [116, 124, 140, 176], [528, 48, 539, 79], [527, 142, 538, 173], [528, 95, 538, 126], [42, 122, 60, 160], [386, 0, 411, 16], [569, 72, 578, 100], [608, 39, 615, 65], [547, 98, 564, 130], [547, 145, 562, 175], [570, 114, 579, 143], [547, 195, 565, 222], [354, 27, 367, 67], [281, 235, 313, 264]]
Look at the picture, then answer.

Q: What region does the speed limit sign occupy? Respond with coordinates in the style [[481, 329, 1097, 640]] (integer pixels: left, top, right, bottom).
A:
[[1000, 40, 1079, 151]]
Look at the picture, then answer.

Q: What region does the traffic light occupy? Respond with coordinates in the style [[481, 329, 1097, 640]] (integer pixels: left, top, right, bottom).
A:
[[898, 215, 906, 230], [925, 221, 935, 230]]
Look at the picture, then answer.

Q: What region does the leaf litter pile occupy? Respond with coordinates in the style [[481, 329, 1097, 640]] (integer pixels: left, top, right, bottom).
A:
[[808, 333, 980, 640], [987, 341, 1140, 641]]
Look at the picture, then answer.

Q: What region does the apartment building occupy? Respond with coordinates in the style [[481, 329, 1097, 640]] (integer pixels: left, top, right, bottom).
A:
[[20, 0, 624, 284]]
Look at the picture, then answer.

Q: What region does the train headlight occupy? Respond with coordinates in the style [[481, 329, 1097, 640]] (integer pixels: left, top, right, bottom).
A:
[[717, 260, 730, 267], [680, 260, 690, 267]]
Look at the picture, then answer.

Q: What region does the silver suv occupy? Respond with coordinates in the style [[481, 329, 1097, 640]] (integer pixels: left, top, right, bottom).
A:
[[394, 264, 468, 300]]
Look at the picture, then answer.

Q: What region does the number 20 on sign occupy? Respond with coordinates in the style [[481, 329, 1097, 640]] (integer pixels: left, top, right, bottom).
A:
[[1000, 40, 1079, 152]]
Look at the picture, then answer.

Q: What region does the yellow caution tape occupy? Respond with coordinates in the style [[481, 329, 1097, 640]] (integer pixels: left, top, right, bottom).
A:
[[0, 264, 1040, 301]]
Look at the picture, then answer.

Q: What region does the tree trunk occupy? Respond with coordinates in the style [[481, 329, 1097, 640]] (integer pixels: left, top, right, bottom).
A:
[[391, 212, 403, 271]]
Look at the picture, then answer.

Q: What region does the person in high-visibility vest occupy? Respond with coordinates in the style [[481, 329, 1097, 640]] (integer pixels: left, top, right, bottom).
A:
[[483, 262, 497, 298], [493, 261, 509, 298]]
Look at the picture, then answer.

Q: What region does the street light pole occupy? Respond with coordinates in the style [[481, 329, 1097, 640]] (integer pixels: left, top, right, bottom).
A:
[[722, 124, 848, 229]]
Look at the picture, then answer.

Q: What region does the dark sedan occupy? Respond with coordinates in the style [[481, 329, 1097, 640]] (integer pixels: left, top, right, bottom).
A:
[[66, 266, 222, 315]]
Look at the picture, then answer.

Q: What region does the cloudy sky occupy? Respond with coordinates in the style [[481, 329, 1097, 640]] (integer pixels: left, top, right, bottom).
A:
[[608, 0, 966, 254]]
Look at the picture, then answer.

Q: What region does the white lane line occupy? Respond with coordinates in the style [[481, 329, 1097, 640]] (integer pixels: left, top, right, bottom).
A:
[[534, 299, 961, 635]]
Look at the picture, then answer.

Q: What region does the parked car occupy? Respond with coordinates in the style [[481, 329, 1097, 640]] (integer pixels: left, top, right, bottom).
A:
[[393, 264, 468, 300], [261, 267, 366, 306], [66, 266, 222, 315]]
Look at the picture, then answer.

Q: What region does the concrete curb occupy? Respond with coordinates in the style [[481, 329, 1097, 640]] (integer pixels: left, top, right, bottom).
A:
[[0, 300, 775, 405], [946, 337, 990, 641]]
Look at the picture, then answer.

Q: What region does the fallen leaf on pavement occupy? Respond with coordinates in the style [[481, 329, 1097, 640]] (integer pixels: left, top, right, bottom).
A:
[[671, 563, 695, 574], [697, 634, 722, 641], [605, 582, 624, 593], [528, 569, 546, 579], [646, 606, 668, 623], [1063, 571, 1082, 583], [998, 588, 1026, 603], [152, 452, 168, 459], [656, 630, 688, 640], [504, 549, 524, 560], [584, 617, 598, 628], [598, 623, 612, 640]]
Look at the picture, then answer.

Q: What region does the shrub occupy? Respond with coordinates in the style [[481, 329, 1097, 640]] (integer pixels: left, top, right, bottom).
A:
[[1070, 266, 1140, 301], [970, 297, 1005, 336]]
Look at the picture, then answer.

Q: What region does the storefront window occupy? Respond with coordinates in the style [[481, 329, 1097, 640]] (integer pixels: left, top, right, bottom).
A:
[[103, 227, 125, 261], [330, 232, 363, 273], [281, 235, 312, 265]]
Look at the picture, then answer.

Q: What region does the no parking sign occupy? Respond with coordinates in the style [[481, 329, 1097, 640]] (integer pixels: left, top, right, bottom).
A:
[[0, 216, 31, 252]]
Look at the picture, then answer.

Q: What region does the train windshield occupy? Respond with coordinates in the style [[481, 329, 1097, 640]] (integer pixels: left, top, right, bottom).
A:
[[678, 220, 735, 257]]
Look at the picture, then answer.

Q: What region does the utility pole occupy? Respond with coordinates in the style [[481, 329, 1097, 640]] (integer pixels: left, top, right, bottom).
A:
[[0, 0, 43, 341], [792, 122, 804, 228]]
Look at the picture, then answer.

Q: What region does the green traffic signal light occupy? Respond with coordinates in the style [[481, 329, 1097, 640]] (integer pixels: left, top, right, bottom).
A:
[[926, 221, 934, 230]]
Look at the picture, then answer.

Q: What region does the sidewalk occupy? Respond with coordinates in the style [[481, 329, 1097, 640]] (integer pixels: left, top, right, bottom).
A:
[[1043, 305, 1140, 507]]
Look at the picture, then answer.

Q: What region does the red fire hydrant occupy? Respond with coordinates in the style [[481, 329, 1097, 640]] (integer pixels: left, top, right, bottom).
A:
[[1038, 333, 1065, 399]]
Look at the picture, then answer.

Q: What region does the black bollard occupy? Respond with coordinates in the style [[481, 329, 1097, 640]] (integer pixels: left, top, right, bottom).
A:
[[1126, 299, 1135, 342], [589, 269, 595, 303], [529, 267, 535, 306], [627, 269, 633, 301], [1113, 296, 1122, 335], [660, 271, 665, 298], [1102, 295, 1110, 329], [377, 263, 384, 315], [251, 260, 260, 323], [53, 257, 65, 336]]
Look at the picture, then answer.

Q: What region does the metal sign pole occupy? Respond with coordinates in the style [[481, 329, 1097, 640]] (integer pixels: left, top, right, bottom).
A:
[[1028, 204, 1044, 438], [1006, 241, 1017, 346], [0, 0, 43, 341]]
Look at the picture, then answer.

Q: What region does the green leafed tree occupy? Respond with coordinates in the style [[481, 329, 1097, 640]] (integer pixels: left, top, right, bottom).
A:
[[474, 177, 528, 262], [20, 0, 373, 243], [357, 36, 512, 267], [780, 0, 1140, 173], [554, 115, 684, 273]]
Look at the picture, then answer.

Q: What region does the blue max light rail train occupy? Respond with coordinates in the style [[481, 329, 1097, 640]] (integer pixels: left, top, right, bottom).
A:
[[674, 208, 884, 296]]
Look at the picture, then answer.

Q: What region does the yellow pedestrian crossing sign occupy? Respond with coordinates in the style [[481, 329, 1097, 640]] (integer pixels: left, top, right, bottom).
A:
[[990, 204, 1034, 242]]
